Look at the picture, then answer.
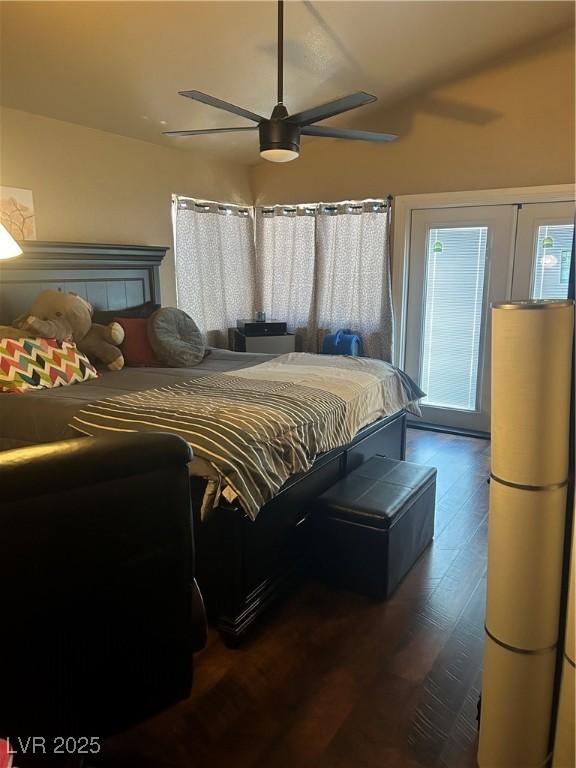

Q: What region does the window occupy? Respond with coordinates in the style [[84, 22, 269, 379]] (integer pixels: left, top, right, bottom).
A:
[[173, 197, 255, 348], [174, 196, 393, 354], [420, 226, 487, 410], [254, 199, 393, 359], [531, 223, 574, 300]]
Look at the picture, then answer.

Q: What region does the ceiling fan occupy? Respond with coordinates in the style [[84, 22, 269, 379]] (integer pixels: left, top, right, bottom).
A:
[[163, 0, 398, 162]]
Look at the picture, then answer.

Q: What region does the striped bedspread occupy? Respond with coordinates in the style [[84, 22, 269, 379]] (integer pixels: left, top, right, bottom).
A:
[[69, 353, 423, 519]]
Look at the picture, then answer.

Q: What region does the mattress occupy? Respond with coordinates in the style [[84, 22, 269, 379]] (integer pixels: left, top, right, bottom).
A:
[[0, 349, 422, 519], [68, 353, 423, 519], [0, 348, 276, 451]]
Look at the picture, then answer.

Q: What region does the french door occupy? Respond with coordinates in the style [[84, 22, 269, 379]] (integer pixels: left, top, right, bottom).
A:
[[404, 200, 574, 433], [512, 202, 575, 300]]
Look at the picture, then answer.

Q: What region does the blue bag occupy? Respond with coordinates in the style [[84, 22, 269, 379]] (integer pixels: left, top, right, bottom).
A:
[[321, 329, 362, 356]]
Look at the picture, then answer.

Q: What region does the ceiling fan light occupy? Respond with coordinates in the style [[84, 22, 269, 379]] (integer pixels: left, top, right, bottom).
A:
[[260, 148, 299, 163]]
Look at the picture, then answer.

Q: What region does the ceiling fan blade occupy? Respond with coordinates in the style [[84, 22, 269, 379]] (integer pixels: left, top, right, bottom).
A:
[[163, 127, 259, 137], [287, 91, 376, 126], [301, 125, 398, 142], [178, 90, 265, 123]]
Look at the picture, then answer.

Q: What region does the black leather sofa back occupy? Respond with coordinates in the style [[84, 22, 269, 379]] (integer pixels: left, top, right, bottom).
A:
[[0, 433, 204, 744]]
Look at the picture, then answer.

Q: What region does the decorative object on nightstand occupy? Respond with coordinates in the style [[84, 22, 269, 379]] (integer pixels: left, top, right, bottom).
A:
[[231, 317, 296, 353]]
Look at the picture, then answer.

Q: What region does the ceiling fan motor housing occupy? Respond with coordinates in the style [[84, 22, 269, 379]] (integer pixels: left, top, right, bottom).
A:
[[259, 106, 301, 155]]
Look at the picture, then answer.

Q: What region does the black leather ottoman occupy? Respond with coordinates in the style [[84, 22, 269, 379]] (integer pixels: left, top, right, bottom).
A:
[[315, 456, 437, 599]]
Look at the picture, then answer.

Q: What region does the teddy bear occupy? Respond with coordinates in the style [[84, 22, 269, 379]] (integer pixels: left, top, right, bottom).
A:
[[7, 289, 125, 370]]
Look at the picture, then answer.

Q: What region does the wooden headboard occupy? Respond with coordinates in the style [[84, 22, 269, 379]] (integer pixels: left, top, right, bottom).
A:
[[0, 241, 167, 324]]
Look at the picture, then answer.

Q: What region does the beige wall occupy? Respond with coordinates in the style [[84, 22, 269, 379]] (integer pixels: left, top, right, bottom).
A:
[[0, 107, 252, 305], [251, 29, 575, 204]]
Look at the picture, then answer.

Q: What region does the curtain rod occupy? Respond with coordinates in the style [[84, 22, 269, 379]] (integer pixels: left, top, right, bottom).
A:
[[173, 194, 250, 210], [259, 197, 393, 215], [258, 195, 393, 209], [174, 194, 393, 212]]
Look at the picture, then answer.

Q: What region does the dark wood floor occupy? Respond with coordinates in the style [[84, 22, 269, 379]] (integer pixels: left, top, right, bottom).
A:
[[105, 429, 490, 768]]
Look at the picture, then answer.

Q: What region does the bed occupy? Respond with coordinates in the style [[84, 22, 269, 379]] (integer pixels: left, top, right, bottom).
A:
[[0, 349, 278, 451], [0, 241, 415, 643]]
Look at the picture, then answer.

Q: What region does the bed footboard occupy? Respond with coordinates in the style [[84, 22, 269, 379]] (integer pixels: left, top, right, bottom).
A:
[[195, 410, 407, 645]]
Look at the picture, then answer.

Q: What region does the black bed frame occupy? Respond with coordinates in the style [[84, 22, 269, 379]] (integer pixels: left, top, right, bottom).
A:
[[197, 411, 406, 644], [0, 241, 407, 644]]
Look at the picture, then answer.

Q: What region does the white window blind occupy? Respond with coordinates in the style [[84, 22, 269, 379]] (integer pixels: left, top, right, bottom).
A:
[[420, 226, 488, 411], [531, 223, 574, 300]]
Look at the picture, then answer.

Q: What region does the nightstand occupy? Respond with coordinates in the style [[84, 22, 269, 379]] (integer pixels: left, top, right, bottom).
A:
[[229, 328, 296, 354]]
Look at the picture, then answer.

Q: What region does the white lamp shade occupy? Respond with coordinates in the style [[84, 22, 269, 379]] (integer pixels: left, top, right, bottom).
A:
[[0, 224, 23, 259]]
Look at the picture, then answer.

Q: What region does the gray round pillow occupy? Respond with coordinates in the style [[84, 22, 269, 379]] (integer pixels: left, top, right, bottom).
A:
[[148, 307, 205, 367]]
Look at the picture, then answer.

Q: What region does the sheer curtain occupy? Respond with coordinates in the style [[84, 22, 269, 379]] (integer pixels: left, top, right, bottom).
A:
[[255, 206, 316, 348], [256, 199, 393, 360], [174, 196, 394, 358], [174, 197, 255, 348], [311, 201, 392, 359]]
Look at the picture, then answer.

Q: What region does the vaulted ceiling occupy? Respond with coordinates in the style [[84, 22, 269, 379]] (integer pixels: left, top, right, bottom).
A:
[[1, 1, 573, 164]]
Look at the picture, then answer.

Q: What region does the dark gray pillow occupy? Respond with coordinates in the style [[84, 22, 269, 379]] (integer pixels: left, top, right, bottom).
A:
[[148, 307, 205, 367]]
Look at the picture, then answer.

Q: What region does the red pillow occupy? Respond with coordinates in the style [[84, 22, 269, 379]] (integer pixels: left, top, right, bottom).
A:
[[114, 317, 163, 367]]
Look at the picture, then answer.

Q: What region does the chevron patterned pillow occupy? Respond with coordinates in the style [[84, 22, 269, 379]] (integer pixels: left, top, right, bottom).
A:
[[0, 337, 98, 393]]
